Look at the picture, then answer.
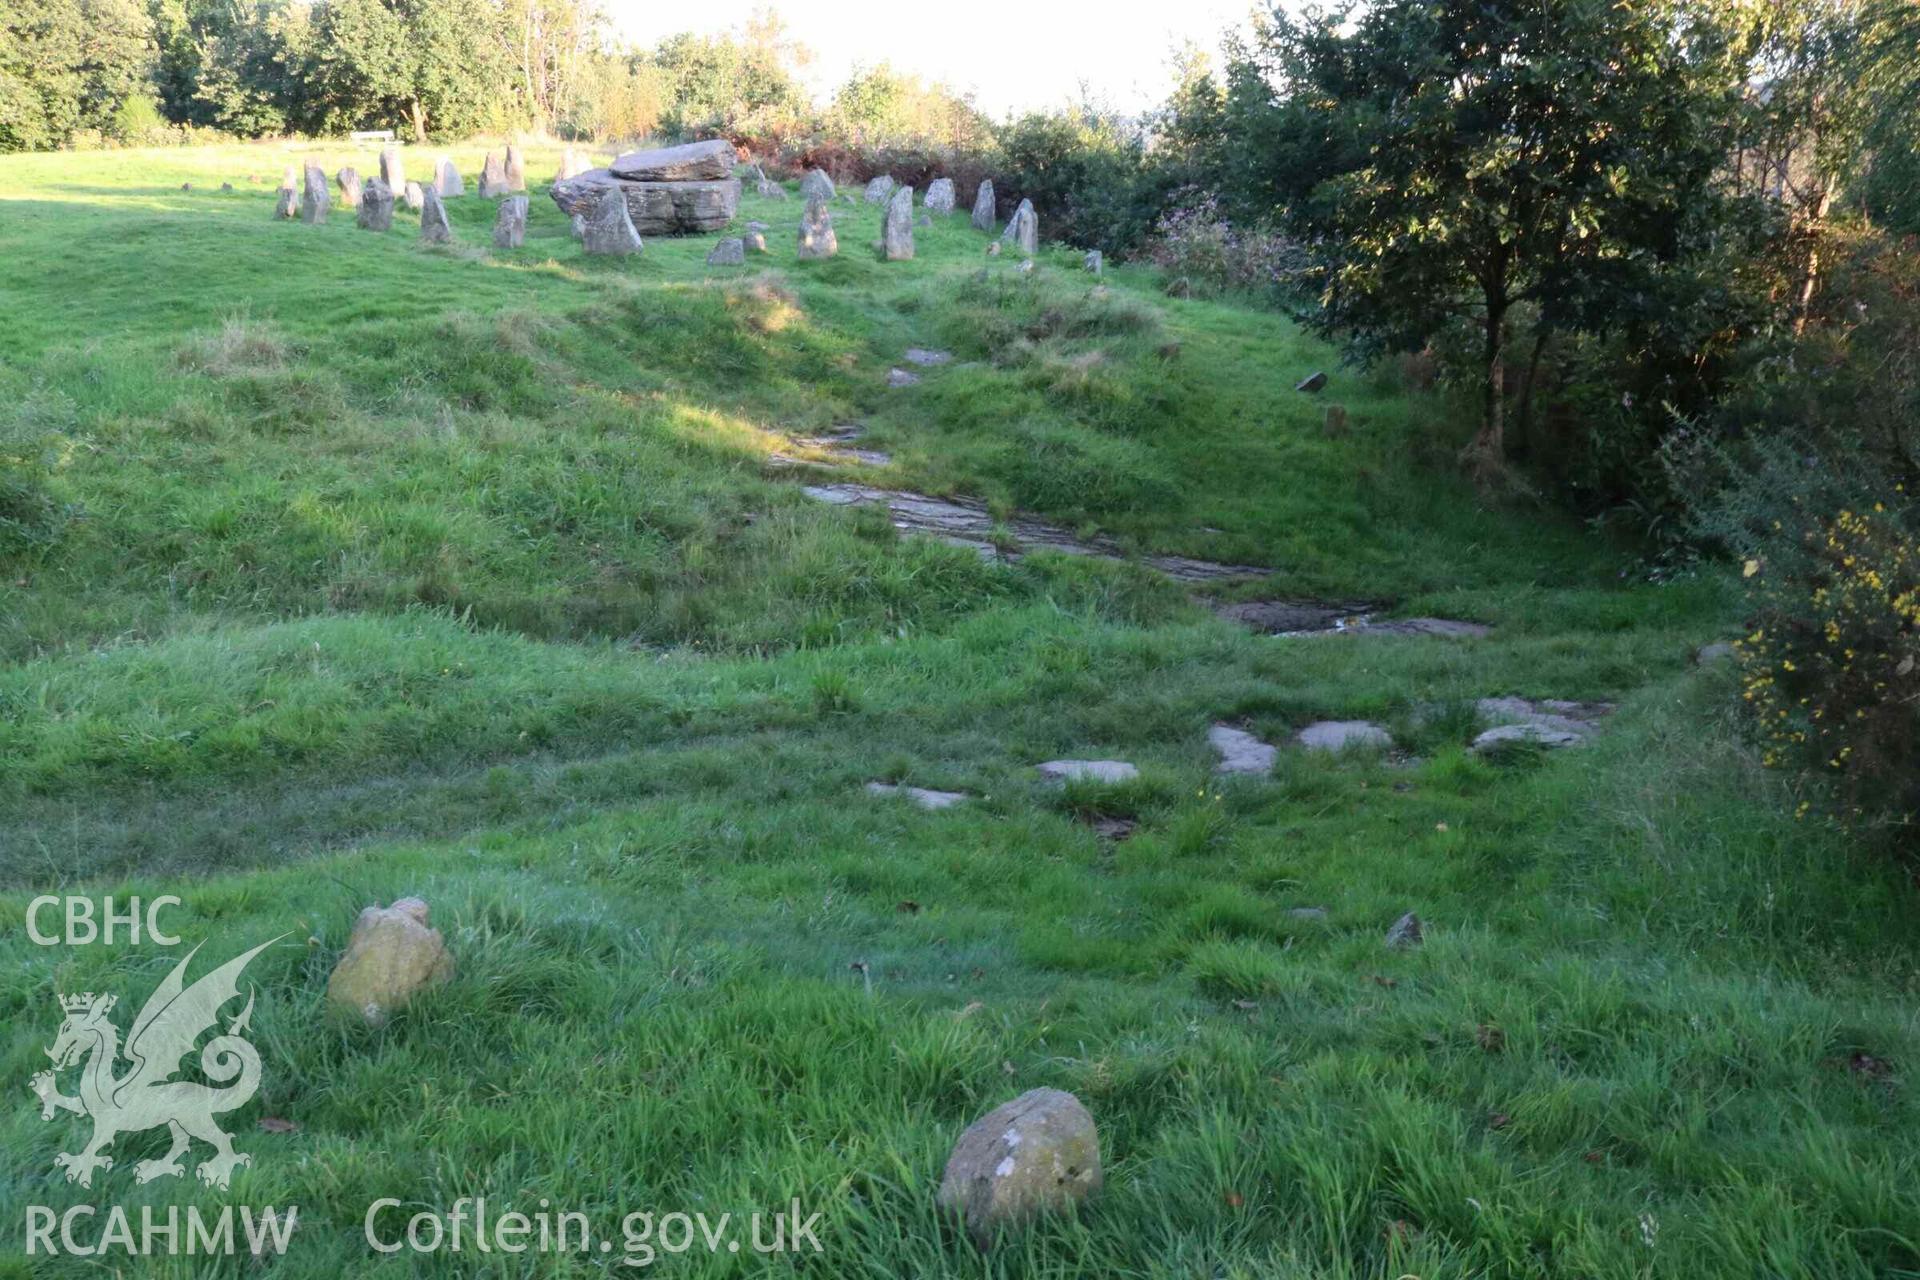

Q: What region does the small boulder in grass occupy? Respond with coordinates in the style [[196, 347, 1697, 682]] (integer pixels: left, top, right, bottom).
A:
[[1385, 911, 1423, 950], [326, 897, 454, 1026], [1296, 370, 1328, 393], [938, 1088, 1102, 1249]]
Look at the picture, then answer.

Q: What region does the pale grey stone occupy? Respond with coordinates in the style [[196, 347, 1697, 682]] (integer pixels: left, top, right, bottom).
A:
[[1001, 198, 1037, 254], [925, 177, 956, 213], [336, 166, 362, 208], [548, 171, 741, 234], [356, 177, 394, 231], [801, 168, 835, 202], [492, 195, 527, 248], [609, 138, 736, 181], [798, 195, 837, 259], [1084, 249, 1103, 275], [581, 189, 643, 255], [706, 236, 746, 265], [971, 179, 995, 231], [1696, 641, 1736, 665], [887, 368, 921, 388], [883, 185, 915, 260], [939, 1089, 1102, 1250], [274, 184, 298, 219], [479, 150, 510, 198], [504, 142, 525, 191], [435, 157, 463, 197], [1385, 911, 1423, 950], [403, 181, 424, 211], [865, 782, 968, 810], [1036, 760, 1138, 783], [299, 163, 329, 223], [419, 187, 452, 243], [379, 146, 405, 192], [556, 145, 593, 183], [570, 213, 585, 240], [1297, 721, 1392, 752], [864, 174, 897, 204], [903, 348, 951, 366], [757, 178, 788, 199], [1209, 724, 1276, 775], [746, 230, 768, 253]]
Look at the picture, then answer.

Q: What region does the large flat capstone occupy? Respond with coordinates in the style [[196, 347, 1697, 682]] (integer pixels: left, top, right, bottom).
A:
[[608, 138, 737, 182], [549, 170, 741, 235]]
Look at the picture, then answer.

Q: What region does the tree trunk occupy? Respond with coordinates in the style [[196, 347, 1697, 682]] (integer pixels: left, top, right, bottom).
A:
[[1516, 324, 1553, 458], [409, 99, 428, 144], [1792, 174, 1836, 336], [1463, 297, 1507, 480]]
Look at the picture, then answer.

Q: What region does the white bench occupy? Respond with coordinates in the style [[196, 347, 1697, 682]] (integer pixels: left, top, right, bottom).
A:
[[350, 130, 396, 143]]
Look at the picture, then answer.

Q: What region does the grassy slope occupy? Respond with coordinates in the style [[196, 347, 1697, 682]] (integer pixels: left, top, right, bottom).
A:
[[1, 142, 1916, 1278]]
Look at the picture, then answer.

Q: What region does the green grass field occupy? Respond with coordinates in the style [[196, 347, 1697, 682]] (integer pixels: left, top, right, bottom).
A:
[[2, 140, 1917, 1278]]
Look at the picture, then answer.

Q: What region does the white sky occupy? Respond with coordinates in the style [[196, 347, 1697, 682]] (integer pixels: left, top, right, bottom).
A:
[[604, 0, 1266, 118]]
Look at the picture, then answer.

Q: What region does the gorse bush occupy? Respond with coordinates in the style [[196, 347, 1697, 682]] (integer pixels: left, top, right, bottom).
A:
[[1681, 433, 1920, 836]]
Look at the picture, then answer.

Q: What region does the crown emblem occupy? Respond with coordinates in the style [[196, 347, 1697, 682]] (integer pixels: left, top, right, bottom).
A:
[[58, 992, 111, 1014]]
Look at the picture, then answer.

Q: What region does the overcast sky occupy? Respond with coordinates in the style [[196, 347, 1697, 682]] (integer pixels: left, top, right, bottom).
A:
[[604, 0, 1267, 117]]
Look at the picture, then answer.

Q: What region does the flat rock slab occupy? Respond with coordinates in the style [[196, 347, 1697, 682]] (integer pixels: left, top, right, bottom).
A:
[[866, 781, 969, 810], [1209, 724, 1277, 775], [799, 482, 1266, 581], [887, 368, 922, 387], [609, 138, 736, 182], [1037, 760, 1139, 784], [1470, 697, 1610, 753], [549, 171, 741, 235], [1297, 720, 1393, 752], [904, 347, 953, 366], [1217, 599, 1488, 638]]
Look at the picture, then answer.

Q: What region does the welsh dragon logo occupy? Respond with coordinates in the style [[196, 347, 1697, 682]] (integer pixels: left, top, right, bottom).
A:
[[30, 938, 280, 1190]]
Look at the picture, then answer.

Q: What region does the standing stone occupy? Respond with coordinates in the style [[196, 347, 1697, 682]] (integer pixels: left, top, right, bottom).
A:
[[757, 178, 788, 199], [745, 230, 768, 253], [479, 150, 509, 198], [863, 174, 896, 204], [706, 236, 746, 265], [280, 163, 299, 195], [492, 195, 527, 248], [1001, 198, 1038, 255], [402, 181, 424, 211], [582, 189, 643, 256], [357, 177, 395, 231], [379, 146, 405, 192], [504, 142, 525, 191], [798, 195, 837, 259], [299, 163, 330, 224], [325, 897, 454, 1027], [801, 168, 835, 202], [1083, 249, 1103, 276], [1323, 404, 1349, 437], [916, 211, 932, 228], [1385, 911, 1424, 950], [419, 187, 452, 244], [883, 185, 915, 261], [435, 156, 463, 197], [971, 179, 996, 231], [273, 178, 298, 220], [938, 1089, 1102, 1250], [336, 166, 363, 209], [925, 177, 956, 214], [556, 145, 593, 183]]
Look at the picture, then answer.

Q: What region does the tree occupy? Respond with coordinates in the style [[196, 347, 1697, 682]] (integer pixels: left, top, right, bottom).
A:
[[308, 0, 514, 140], [0, 0, 155, 150], [1248, 0, 1753, 474]]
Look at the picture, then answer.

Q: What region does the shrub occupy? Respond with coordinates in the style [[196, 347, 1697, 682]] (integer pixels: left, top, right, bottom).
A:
[[1681, 433, 1920, 835], [1142, 188, 1306, 298]]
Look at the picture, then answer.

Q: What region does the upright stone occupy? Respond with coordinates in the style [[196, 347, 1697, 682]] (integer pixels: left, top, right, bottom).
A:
[[336, 166, 362, 209], [938, 1089, 1102, 1250], [746, 230, 768, 253], [798, 195, 838, 259], [801, 169, 835, 203], [274, 172, 298, 219], [403, 181, 425, 211], [706, 236, 746, 265], [435, 156, 463, 197], [925, 177, 955, 214], [357, 176, 395, 231], [582, 189, 643, 256], [883, 185, 915, 261], [492, 195, 527, 248], [325, 898, 454, 1027], [1001, 198, 1038, 255], [971, 179, 996, 231], [280, 163, 300, 196], [757, 178, 788, 199], [863, 174, 897, 205], [419, 187, 452, 243], [299, 163, 329, 224], [479, 150, 509, 198], [379, 146, 405, 192], [1083, 249, 1103, 275], [504, 142, 525, 191], [556, 145, 592, 183]]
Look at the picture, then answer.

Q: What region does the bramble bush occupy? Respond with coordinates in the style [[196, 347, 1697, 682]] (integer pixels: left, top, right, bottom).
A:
[[1142, 188, 1307, 297]]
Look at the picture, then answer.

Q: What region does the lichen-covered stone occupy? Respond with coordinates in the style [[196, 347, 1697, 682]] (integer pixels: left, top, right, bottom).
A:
[[479, 150, 510, 198], [883, 185, 915, 260], [435, 157, 463, 197], [419, 187, 452, 244], [1001, 198, 1038, 254], [864, 174, 897, 204], [299, 163, 329, 224], [938, 1089, 1102, 1249], [971, 179, 996, 231], [581, 189, 643, 256], [325, 897, 454, 1027], [548, 171, 741, 235], [357, 177, 394, 231], [609, 138, 735, 182], [492, 195, 527, 248], [379, 146, 405, 192], [801, 169, 835, 202], [504, 142, 525, 191], [336, 167, 362, 209], [706, 236, 746, 265], [925, 177, 956, 214], [798, 196, 837, 259]]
